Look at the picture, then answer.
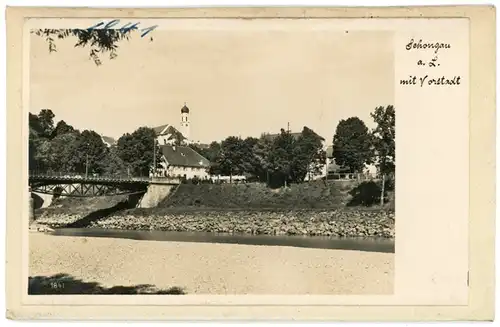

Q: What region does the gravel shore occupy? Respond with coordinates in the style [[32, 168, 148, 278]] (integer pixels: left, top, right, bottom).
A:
[[35, 209, 395, 238], [29, 233, 394, 294]]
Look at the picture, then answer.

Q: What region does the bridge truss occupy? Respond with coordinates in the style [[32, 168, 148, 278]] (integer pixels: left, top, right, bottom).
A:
[[30, 183, 147, 197], [29, 175, 150, 197]]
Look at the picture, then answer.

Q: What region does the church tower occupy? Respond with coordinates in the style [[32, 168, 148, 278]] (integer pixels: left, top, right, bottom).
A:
[[180, 102, 190, 141]]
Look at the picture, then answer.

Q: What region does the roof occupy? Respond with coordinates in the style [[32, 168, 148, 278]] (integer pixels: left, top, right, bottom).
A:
[[160, 145, 210, 168], [262, 132, 302, 141], [101, 135, 116, 146], [152, 125, 187, 141], [181, 105, 190, 114], [194, 143, 210, 149], [152, 124, 170, 135]]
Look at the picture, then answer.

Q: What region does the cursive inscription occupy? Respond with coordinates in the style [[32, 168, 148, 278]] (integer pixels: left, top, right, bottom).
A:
[[405, 39, 451, 54], [87, 19, 158, 38], [400, 38, 461, 88]]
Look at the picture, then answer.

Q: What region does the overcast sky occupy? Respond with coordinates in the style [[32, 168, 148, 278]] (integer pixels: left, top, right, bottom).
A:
[[30, 24, 394, 143]]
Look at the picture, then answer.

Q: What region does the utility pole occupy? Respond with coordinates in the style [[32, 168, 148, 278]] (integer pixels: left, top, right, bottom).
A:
[[85, 153, 89, 178], [84, 142, 90, 178], [153, 138, 157, 177], [287, 122, 290, 133]]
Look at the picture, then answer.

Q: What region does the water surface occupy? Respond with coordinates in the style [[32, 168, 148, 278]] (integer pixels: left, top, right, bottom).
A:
[[51, 228, 395, 253]]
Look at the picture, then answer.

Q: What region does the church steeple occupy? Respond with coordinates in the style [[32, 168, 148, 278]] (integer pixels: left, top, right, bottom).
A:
[[181, 102, 190, 114], [180, 102, 190, 141]]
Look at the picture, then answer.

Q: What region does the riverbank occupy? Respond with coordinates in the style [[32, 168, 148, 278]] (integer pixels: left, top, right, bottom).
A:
[[34, 208, 395, 238], [29, 233, 394, 294]]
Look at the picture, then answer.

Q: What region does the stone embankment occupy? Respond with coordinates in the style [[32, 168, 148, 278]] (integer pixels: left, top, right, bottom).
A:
[[36, 209, 395, 238]]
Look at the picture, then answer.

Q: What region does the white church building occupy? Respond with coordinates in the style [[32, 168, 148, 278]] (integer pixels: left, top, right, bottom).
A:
[[150, 103, 211, 179], [152, 103, 194, 146]]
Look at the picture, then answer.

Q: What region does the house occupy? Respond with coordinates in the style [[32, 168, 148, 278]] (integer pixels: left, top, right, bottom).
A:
[[325, 145, 378, 178], [325, 145, 344, 174], [153, 144, 211, 179], [101, 135, 116, 147]]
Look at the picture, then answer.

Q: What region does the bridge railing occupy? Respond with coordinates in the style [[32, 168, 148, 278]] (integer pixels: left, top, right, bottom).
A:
[[28, 171, 181, 184], [28, 171, 150, 180]]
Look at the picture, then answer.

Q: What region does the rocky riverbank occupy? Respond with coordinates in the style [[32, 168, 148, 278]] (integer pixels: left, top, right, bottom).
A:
[[35, 209, 395, 238]]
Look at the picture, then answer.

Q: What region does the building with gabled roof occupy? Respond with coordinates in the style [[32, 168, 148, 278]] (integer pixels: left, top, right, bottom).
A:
[[154, 144, 211, 179]]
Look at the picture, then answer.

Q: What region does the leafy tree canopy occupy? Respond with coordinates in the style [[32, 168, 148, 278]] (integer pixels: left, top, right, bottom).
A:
[[116, 127, 160, 176], [32, 22, 156, 66], [332, 117, 373, 173], [371, 105, 395, 175]]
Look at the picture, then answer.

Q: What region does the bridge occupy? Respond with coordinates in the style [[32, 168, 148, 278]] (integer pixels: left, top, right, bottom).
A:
[[28, 172, 181, 197]]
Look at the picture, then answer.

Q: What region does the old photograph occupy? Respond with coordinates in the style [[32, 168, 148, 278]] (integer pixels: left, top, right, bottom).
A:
[[27, 18, 395, 295]]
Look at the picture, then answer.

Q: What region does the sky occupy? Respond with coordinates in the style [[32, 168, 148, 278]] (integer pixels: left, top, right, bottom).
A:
[[29, 22, 394, 144]]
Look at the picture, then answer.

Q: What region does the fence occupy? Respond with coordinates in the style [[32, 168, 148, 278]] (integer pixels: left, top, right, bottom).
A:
[[323, 172, 380, 181]]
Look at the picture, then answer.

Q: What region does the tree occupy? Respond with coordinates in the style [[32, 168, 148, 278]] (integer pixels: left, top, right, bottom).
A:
[[116, 127, 160, 176], [239, 137, 261, 177], [171, 130, 185, 146], [46, 132, 82, 173], [78, 130, 108, 175], [215, 136, 247, 183], [202, 142, 222, 163], [29, 109, 57, 171], [101, 145, 127, 177], [371, 105, 396, 205], [32, 22, 156, 66], [189, 142, 222, 175], [267, 129, 296, 187], [332, 117, 373, 174], [292, 127, 326, 182], [252, 135, 274, 184], [51, 120, 75, 139], [30, 109, 56, 139]]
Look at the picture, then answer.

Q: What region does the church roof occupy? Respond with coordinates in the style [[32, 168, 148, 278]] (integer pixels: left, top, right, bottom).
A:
[[160, 145, 210, 168], [152, 124, 170, 135], [181, 105, 190, 114], [152, 124, 187, 140]]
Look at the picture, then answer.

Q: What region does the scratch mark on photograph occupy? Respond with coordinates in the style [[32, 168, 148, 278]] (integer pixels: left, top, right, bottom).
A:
[[27, 20, 395, 295]]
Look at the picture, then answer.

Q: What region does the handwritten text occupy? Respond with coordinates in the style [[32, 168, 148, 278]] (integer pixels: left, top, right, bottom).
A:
[[87, 19, 158, 38], [400, 38, 460, 88]]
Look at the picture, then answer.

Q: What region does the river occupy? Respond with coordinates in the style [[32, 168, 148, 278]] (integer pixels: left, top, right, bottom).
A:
[[49, 228, 395, 253]]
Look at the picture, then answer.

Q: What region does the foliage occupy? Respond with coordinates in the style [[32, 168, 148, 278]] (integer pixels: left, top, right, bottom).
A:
[[45, 132, 83, 172], [31, 25, 154, 66], [51, 120, 75, 138], [102, 145, 128, 177], [215, 136, 247, 180], [29, 109, 55, 138], [292, 127, 326, 182], [79, 130, 109, 174], [170, 129, 185, 146], [263, 129, 296, 187], [116, 127, 160, 176], [29, 109, 123, 176], [370, 105, 396, 176], [189, 142, 223, 175], [332, 117, 373, 173]]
